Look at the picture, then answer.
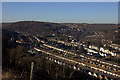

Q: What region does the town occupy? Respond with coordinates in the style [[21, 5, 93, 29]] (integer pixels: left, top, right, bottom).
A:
[[3, 22, 119, 80]]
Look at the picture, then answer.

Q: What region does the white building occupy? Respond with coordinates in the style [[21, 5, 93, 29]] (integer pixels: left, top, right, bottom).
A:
[[89, 45, 99, 51]]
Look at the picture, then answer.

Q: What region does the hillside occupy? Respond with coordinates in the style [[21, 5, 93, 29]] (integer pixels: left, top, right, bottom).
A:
[[2, 21, 69, 36], [2, 21, 119, 43], [2, 21, 118, 32]]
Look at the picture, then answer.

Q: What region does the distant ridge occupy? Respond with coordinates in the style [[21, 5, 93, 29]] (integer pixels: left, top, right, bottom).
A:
[[2, 21, 118, 37]]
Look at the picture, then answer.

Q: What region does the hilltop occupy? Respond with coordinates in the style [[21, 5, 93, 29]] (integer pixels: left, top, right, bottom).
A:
[[2, 21, 119, 44]]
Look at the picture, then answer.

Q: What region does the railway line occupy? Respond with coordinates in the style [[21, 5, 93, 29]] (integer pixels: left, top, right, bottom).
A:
[[16, 31, 120, 79]]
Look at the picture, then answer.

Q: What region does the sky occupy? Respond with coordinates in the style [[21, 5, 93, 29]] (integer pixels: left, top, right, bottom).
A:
[[2, 2, 118, 24], [1, 0, 120, 2]]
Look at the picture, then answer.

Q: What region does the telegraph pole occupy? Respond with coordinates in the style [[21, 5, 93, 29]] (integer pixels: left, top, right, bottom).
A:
[[30, 62, 34, 80]]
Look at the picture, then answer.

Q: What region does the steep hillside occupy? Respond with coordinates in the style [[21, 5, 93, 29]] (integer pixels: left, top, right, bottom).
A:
[[2, 21, 118, 42], [2, 21, 69, 35]]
